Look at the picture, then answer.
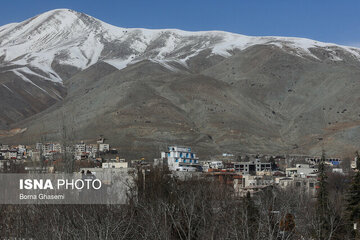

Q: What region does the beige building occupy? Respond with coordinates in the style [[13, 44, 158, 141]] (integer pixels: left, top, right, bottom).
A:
[[276, 176, 318, 197], [233, 175, 274, 197], [102, 162, 128, 169]]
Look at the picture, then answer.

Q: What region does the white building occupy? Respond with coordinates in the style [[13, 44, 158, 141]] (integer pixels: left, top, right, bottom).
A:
[[86, 144, 98, 158], [351, 157, 358, 170], [53, 143, 62, 153], [222, 153, 234, 157], [86, 144, 98, 153], [99, 144, 110, 152], [161, 146, 200, 171], [74, 143, 86, 154], [5, 151, 17, 160], [35, 143, 42, 151], [286, 164, 318, 177], [41, 143, 62, 155], [79, 167, 135, 204], [0, 145, 9, 151], [42, 144, 50, 154], [201, 161, 224, 172], [17, 145, 26, 153], [102, 162, 128, 169]]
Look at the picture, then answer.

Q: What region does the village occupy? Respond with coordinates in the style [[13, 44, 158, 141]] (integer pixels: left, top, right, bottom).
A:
[[0, 137, 354, 199]]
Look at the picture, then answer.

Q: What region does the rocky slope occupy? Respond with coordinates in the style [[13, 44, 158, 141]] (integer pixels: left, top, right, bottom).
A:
[[1, 9, 360, 158]]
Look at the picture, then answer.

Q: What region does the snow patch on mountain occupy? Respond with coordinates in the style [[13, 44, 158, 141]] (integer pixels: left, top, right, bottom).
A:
[[1, 8, 360, 84], [104, 54, 137, 70], [16, 66, 54, 81], [12, 69, 49, 93], [1, 83, 14, 93]]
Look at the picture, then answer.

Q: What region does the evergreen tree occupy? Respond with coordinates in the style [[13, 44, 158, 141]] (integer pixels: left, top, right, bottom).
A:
[[347, 151, 360, 236], [316, 151, 330, 240], [244, 191, 259, 239]]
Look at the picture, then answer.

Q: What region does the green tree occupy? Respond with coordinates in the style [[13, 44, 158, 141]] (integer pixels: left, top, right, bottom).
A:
[[316, 151, 330, 239]]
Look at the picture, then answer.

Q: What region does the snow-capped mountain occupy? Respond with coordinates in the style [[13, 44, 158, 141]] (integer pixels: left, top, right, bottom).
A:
[[2, 9, 360, 158], [1, 8, 360, 84]]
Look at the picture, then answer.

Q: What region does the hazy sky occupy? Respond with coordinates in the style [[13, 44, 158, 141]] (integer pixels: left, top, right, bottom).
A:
[[1, 0, 359, 47]]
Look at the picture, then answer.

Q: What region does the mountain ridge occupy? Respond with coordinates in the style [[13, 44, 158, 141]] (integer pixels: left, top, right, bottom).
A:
[[1, 8, 360, 84], [1, 9, 360, 159]]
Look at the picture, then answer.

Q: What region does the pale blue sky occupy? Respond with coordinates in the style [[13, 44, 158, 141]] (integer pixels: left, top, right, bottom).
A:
[[1, 0, 359, 47]]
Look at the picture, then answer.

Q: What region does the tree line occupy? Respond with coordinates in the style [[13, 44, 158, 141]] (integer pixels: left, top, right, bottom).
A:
[[0, 152, 360, 239]]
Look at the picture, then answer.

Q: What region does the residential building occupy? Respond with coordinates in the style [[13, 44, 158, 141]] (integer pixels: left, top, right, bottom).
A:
[[161, 146, 200, 171], [79, 167, 135, 204], [233, 175, 274, 197], [102, 162, 128, 169], [286, 164, 318, 177], [35, 143, 42, 151], [276, 176, 318, 197], [201, 161, 224, 172], [87, 144, 98, 158], [233, 158, 271, 175], [53, 143, 62, 153], [97, 137, 105, 144], [40, 143, 62, 155], [305, 157, 341, 167], [4, 151, 17, 160], [0, 145, 9, 151], [30, 151, 41, 161], [351, 157, 358, 170], [74, 143, 86, 154], [99, 144, 110, 152]]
